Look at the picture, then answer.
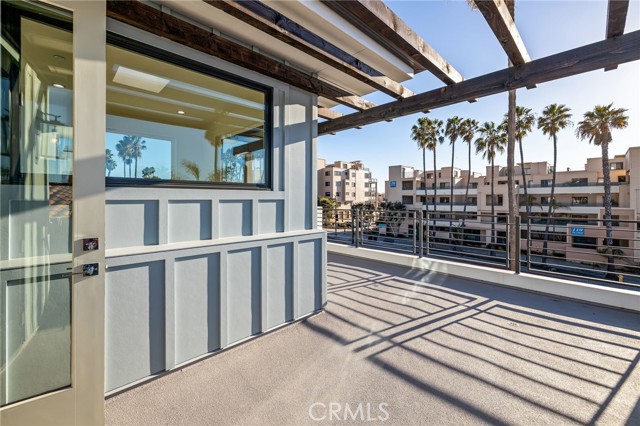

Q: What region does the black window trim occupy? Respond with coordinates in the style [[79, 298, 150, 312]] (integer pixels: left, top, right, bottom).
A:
[[105, 32, 273, 190]]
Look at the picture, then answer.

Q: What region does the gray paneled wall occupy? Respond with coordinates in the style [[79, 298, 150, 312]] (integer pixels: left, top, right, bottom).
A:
[[105, 232, 326, 392]]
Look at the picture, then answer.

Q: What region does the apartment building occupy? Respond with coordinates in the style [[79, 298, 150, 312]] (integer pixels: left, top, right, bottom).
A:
[[385, 146, 640, 265], [317, 159, 378, 208]]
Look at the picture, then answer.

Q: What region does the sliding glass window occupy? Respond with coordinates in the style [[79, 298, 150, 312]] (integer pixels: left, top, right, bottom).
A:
[[106, 39, 270, 187]]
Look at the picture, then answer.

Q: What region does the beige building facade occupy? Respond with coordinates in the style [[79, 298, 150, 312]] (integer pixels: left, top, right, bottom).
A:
[[317, 159, 378, 208], [385, 146, 640, 266]]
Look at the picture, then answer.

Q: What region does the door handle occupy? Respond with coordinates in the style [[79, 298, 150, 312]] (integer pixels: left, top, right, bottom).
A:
[[66, 263, 99, 277]]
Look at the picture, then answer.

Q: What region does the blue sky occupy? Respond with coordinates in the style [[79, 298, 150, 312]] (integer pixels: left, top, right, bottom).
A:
[[318, 0, 640, 186]]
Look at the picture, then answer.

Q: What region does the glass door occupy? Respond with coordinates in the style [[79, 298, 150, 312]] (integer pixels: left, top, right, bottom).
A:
[[0, 1, 74, 407], [1, 1, 105, 424]]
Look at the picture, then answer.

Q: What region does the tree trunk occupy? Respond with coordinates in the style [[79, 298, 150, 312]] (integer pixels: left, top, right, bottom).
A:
[[123, 160, 126, 177], [507, 89, 517, 272], [519, 137, 530, 217], [542, 135, 558, 264], [490, 158, 495, 246], [462, 141, 471, 227], [135, 157, 138, 178], [433, 147, 437, 229], [423, 147, 427, 211], [601, 141, 615, 275], [450, 139, 455, 225]]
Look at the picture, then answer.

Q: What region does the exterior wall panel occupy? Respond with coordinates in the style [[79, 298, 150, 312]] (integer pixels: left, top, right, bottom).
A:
[[105, 261, 165, 391]]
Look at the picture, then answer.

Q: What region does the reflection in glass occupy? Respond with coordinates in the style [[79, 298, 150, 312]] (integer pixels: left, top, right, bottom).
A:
[[105, 44, 269, 186], [1, 2, 72, 407]]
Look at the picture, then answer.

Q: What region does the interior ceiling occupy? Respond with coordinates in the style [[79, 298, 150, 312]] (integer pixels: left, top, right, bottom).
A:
[[21, 18, 73, 89], [106, 45, 265, 137]]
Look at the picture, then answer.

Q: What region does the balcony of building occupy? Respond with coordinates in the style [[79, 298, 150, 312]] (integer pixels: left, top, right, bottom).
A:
[[105, 253, 640, 426]]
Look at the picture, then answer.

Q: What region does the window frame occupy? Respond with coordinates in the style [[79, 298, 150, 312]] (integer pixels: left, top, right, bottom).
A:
[[105, 33, 273, 190]]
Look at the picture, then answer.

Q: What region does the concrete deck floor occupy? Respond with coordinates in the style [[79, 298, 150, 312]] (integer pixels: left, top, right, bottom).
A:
[[106, 254, 640, 426]]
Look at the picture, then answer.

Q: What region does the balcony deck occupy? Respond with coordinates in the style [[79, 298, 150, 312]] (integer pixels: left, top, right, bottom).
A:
[[105, 254, 640, 425]]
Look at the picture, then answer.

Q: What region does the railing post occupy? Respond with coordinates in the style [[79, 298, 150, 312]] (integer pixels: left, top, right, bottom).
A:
[[412, 211, 417, 254], [351, 208, 355, 245], [354, 209, 360, 248], [334, 204, 338, 236], [527, 217, 532, 272], [506, 218, 511, 270], [425, 211, 430, 256], [515, 219, 521, 274], [418, 210, 424, 258]]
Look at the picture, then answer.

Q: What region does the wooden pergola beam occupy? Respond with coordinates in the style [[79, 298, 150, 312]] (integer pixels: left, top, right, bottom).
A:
[[472, 0, 530, 66], [321, 0, 463, 85], [106, 1, 375, 111], [204, 0, 414, 100], [319, 30, 640, 135], [607, 0, 629, 38], [604, 0, 630, 71], [318, 107, 343, 120]]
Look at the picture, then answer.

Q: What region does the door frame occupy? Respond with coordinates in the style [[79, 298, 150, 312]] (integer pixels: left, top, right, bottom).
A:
[[0, 1, 106, 424]]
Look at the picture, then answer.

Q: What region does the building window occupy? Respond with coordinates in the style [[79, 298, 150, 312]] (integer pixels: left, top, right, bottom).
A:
[[610, 162, 624, 170], [426, 173, 433, 179], [618, 176, 627, 183], [336, 192, 341, 197], [352, 192, 356, 196], [603, 238, 629, 248], [438, 172, 441, 178], [572, 236, 597, 249], [364, 173, 370, 178], [343, 164, 348, 169], [336, 181, 341, 187], [334, 171, 341, 176], [364, 183, 370, 188], [325, 182, 330, 186], [105, 39, 271, 187], [570, 178, 588, 185], [324, 171, 330, 176], [352, 182, 356, 187], [439, 182, 448, 189], [572, 197, 588, 205], [470, 183, 478, 189], [325, 192, 330, 196], [402, 180, 413, 190], [351, 172, 356, 178], [402, 195, 413, 204], [468, 197, 477, 205], [541, 180, 551, 187], [440, 197, 450, 204]]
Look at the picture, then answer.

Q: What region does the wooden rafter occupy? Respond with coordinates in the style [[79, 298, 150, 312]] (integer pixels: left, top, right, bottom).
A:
[[204, 0, 414, 100], [321, 0, 463, 85], [318, 107, 343, 120], [472, 0, 530, 66], [319, 30, 640, 135], [607, 0, 629, 39], [106, 1, 375, 111], [605, 0, 629, 71]]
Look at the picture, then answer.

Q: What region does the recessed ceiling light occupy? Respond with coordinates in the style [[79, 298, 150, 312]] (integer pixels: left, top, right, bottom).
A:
[[53, 83, 65, 89], [112, 65, 170, 93], [177, 110, 185, 115]]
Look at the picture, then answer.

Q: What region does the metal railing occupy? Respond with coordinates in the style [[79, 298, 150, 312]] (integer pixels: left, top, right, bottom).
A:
[[321, 205, 640, 289]]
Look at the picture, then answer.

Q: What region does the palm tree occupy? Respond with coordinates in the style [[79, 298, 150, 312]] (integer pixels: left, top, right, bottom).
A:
[[115, 136, 133, 177], [129, 136, 147, 178], [411, 117, 443, 214], [460, 118, 479, 226], [445, 116, 464, 223], [105, 148, 117, 177], [503, 106, 535, 218], [538, 104, 572, 263], [475, 121, 506, 247], [182, 160, 201, 181], [576, 103, 629, 275]]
